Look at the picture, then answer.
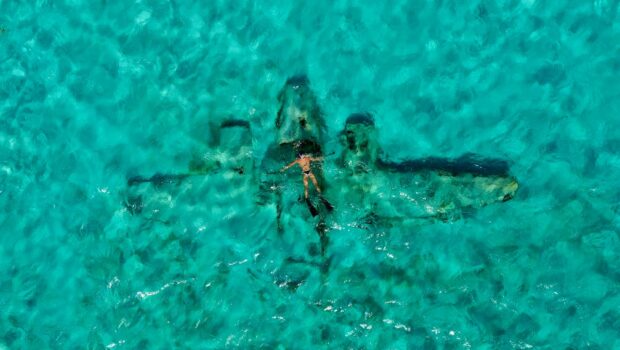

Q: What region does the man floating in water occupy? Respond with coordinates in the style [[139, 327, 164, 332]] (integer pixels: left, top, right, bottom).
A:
[[281, 153, 333, 216]]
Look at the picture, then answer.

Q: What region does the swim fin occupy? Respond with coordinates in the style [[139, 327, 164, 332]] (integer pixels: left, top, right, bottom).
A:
[[305, 198, 319, 217], [319, 196, 334, 212]]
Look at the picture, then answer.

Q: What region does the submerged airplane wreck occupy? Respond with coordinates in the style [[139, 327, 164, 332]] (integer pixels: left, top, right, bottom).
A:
[[124, 75, 518, 255]]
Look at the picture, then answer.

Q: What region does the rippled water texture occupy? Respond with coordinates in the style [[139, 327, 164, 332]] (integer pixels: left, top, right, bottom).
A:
[[1, 1, 620, 348]]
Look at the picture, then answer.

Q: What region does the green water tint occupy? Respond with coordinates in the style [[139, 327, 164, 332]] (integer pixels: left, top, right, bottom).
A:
[[128, 76, 518, 256], [3, 0, 620, 347]]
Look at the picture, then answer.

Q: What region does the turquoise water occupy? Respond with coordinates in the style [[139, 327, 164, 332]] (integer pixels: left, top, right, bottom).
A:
[[2, 0, 620, 348]]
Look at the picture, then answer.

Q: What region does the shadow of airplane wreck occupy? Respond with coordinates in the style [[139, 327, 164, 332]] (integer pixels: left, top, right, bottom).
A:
[[123, 75, 518, 258]]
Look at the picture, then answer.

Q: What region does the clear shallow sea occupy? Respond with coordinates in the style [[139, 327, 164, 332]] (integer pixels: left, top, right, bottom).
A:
[[1, 0, 620, 348]]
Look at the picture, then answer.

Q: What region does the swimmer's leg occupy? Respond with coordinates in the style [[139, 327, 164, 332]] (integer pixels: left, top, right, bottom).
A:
[[303, 175, 309, 198], [309, 173, 333, 211], [308, 173, 321, 194]]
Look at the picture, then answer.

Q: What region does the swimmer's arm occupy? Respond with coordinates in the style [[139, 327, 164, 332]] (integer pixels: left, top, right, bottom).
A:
[[310, 156, 323, 162], [280, 160, 297, 172]]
